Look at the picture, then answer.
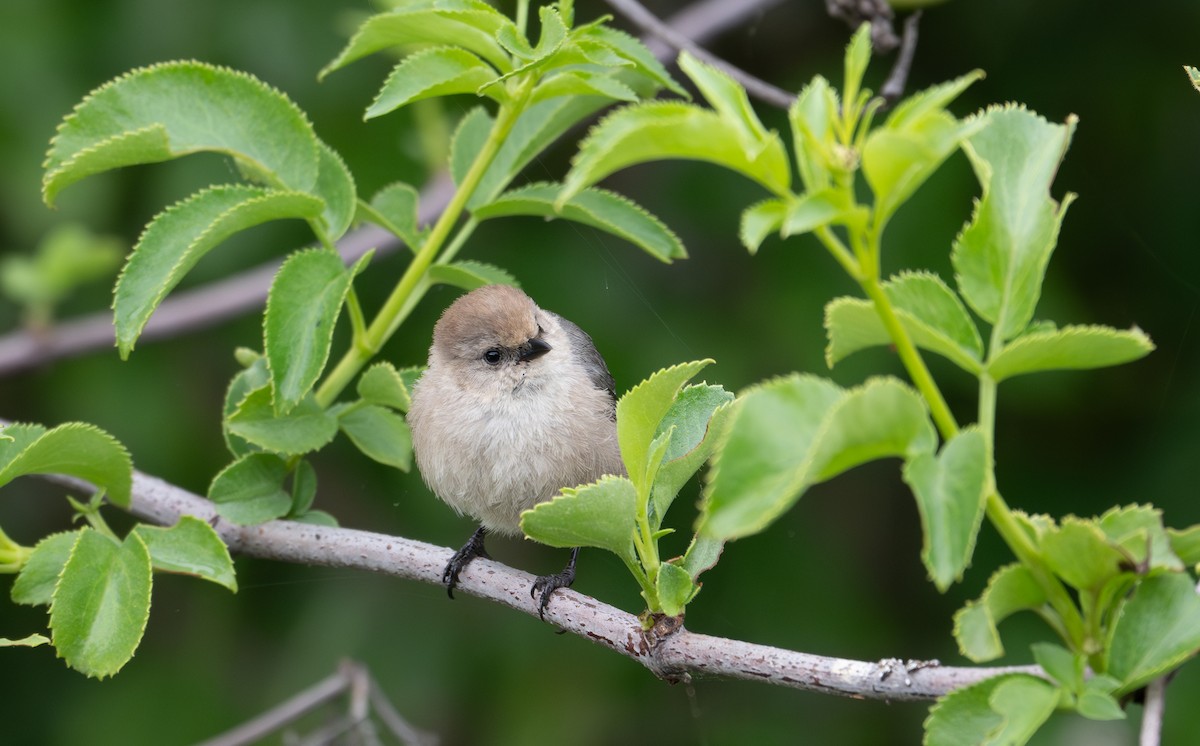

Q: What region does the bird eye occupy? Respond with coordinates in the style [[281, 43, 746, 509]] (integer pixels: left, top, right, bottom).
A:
[[483, 348, 502, 365]]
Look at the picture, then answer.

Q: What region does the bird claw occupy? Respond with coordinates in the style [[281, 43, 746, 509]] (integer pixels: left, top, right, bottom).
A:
[[530, 567, 575, 621], [443, 526, 489, 599]]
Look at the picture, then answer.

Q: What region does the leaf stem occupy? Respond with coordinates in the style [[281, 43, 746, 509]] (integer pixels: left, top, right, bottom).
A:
[[978, 331, 1087, 649], [314, 86, 532, 408], [859, 276, 959, 440], [0, 524, 31, 572], [814, 226, 863, 281], [632, 485, 662, 611]]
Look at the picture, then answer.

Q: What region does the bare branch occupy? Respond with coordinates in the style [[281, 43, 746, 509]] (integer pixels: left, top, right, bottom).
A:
[[605, 0, 797, 110], [880, 11, 922, 105], [43, 468, 1041, 701], [196, 660, 436, 746]]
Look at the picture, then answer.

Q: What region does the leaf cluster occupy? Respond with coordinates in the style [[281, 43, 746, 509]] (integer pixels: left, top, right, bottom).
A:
[[0, 422, 234, 677]]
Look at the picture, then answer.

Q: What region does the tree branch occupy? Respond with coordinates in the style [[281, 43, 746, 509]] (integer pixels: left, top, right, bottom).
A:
[[43, 468, 1041, 701]]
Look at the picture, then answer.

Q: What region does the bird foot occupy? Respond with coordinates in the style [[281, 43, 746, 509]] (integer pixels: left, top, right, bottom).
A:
[[530, 547, 579, 621], [443, 526, 489, 599]]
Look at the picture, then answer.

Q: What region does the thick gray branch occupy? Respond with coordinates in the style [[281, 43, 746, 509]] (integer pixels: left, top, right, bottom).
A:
[[45, 468, 1040, 701]]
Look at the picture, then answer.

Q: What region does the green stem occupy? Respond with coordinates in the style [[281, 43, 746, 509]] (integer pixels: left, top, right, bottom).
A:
[[859, 276, 959, 440], [978, 333, 1086, 649], [632, 483, 662, 611], [814, 227, 863, 282], [314, 86, 532, 408], [0, 525, 32, 572]]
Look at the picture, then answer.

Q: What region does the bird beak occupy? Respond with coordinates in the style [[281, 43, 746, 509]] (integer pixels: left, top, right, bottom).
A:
[[518, 336, 551, 362]]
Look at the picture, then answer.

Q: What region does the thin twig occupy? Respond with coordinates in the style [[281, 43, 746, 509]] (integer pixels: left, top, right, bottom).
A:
[[605, 0, 797, 110], [880, 11, 922, 105], [194, 666, 351, 746], [43, 469, 1041, 701], [0, 0, 787, 377], [192, 659, 436, 746]]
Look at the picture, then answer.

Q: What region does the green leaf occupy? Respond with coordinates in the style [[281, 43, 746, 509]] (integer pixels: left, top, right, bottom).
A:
[[320, 2, 517, 78], [264, 248, 358, 415], [677, 51, 772, 155], [616, 361, 713, 497], [924, 673, 1058, 746], [113, 185, 325, 358], [208, 452, 292, 526], [427, 260, 519, 292], [474, 182, 686, 262], [293, 509, 339, 527], [313, 141, 357, 241], [701, 376, 936, 541], [825, 271, 984, 374], [1168, 524, 1200, 570], [789, 76, 837, 192], [367, 47, 502, 121], [449, 106, 493, 187], [863, 71, 984, 225], [520, 476, 637, 564], [903, 429, 988, 592], [1106, 573, 1200, 692], [290, 459, 318, 516], [1098, 504, 1184, 572], [1077, 676, 1126, 721], [656, 561, 696, 617], [1039, 517, 1128, 592], [530, 70, 638, 105], [1187, 65, 1200, 93], [0, 223, 122, 310], [573, 25, 686, 99], [357, 362, 415, 412], [489, 5, 568, 87], [131, 516, 237, 592], [0, 422, 132, 508], [952, 106, 1077, 341], [739, 198, 788, 254], [44, 61, 320, 205], [1031, 642, 1082, 690], [987, 325, 1154, 382], [842, 24, 872, 115], [226, 387, 338, 456], [50, 528, 152, 679], [337, 404, 413, 471], [561, 101, 791, 206], [0, 634, 50, 648], [12, 531, 79, 607], [681, 532, 725, 581], [651, 384, 734, 523], [365, 182, 422, 249], [222, 354, 270, 457], [780, 188, 856, 239], [953, 563, 1047, 662]]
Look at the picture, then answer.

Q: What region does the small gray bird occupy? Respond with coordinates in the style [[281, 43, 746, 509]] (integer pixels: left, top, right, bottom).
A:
[[407, 284, 625, 618]]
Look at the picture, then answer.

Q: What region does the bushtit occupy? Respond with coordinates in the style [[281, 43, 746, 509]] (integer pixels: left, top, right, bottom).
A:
[[408, 284, 625, 618]]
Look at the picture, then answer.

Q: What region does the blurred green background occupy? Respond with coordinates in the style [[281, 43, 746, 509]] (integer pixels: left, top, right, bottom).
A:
[[1, 0, 1198, 743]]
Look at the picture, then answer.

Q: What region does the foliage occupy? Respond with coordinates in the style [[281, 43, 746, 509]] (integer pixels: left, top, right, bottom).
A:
[[2, 2, 1196, 744], [554, 22, 1189, 743], [0, 421, 234, 676]]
